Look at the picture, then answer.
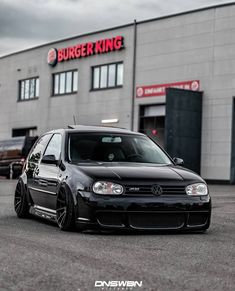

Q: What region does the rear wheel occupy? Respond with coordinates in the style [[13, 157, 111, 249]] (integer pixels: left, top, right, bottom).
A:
[[56, 185, 75, 231], [14, 180, 29, 218]]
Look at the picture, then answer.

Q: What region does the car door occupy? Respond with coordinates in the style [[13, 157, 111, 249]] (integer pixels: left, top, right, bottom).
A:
[[32, 133, 62, 210], [27, 134, 52, 207]]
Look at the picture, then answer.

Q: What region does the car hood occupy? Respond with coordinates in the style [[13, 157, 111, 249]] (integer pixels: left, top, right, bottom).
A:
[[77, 162, 204, 183]]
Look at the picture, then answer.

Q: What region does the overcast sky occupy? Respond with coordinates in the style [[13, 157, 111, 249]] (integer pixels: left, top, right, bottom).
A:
[[0, 0, 233, 56]]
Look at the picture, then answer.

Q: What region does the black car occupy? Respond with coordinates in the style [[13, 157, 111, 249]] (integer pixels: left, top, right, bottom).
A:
[[14, 126, 211, 232]]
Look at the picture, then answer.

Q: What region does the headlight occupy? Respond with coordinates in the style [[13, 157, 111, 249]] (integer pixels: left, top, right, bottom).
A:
[[186, 183, 208, 196], [93, 181, 124, 195]]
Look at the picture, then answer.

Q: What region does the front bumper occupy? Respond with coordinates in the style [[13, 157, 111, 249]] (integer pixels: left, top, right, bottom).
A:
[[75, 192, 211, 231]]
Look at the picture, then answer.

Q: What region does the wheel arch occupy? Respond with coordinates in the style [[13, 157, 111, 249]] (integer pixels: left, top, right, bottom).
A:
[[18, 173, 34, 206], [57, 176, 88, 206]]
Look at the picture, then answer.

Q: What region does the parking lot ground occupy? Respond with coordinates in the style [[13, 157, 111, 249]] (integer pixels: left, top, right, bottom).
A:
[[0, 180, 234, 291]]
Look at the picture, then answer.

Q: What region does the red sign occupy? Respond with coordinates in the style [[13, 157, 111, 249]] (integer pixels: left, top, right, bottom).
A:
[[47, 36, 124, 66], [47, 48, 57, 67], [136, 80, 200, 98]]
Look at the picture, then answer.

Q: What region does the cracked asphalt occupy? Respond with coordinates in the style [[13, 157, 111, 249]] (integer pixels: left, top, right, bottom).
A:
[[0, 180, 234, 291]]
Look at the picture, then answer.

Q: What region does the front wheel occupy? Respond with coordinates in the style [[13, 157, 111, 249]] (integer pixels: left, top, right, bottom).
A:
[[14, 180, 29, 218], [56, 185, 75, 231]]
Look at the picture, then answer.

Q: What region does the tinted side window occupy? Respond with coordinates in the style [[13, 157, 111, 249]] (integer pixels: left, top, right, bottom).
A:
[[44, 134, 62, 160], [28, 134, 52, 163]]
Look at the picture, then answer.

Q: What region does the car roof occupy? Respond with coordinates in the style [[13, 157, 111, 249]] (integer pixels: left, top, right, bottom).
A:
[[46, 125, 144, 136], [0, 136, 25, 143]]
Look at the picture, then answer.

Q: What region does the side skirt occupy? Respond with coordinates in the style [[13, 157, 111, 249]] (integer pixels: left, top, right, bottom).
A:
[[29, 205, 57, 222]]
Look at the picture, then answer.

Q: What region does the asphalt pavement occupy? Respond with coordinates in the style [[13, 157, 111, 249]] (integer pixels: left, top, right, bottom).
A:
[[0, 180, 234, 291]]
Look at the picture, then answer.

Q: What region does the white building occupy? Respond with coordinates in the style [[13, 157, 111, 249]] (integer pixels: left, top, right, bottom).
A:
[[0, 2, 235, 183]]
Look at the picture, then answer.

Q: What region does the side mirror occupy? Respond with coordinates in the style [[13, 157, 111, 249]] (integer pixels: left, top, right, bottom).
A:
[[173, 157, 184, 166], [41, 154, 58, 165]]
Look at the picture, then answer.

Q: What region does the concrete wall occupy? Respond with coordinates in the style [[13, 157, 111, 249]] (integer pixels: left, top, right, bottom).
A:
[[0, 26, 134, 138], [134, 4, 235, 180]]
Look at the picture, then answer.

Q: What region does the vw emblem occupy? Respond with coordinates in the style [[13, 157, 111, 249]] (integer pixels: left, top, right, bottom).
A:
[[151, 184, 162, 195]]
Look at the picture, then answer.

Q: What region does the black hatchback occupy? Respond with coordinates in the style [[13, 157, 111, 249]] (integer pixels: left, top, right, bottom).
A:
[[14, 126, 211, 232]]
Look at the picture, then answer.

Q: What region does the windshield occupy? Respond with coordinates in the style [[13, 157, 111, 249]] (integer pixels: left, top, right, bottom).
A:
[[68, 133, 172, 165]]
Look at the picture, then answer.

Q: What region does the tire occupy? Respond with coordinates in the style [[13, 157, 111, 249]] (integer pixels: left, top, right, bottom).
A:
[[14, 180, 29, 218], [56, 185, 75, 231], [76, 222, 88, 232]]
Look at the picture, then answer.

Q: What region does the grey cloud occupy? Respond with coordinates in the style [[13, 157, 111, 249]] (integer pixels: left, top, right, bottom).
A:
[[0, 0, 233, 56]]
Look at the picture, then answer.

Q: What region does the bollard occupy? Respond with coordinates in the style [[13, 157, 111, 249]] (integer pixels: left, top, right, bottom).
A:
[[9, 162, 13, 180]]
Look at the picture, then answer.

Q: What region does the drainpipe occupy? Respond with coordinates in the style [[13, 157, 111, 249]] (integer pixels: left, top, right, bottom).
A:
[[130, 19, 137, 131]]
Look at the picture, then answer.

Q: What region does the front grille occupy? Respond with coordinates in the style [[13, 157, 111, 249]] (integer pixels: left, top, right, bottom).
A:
[[96, 211, 186, 229], [129, 212, 185, 229], [124, 185, 186, 195]]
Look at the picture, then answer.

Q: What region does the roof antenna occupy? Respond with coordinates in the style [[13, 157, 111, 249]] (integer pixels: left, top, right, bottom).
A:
[[73, 115, 77, 125]]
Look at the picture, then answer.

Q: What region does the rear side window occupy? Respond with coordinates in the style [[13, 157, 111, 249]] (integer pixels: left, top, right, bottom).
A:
[[28, 134, 52, 163], [44, 134, 62, 160]]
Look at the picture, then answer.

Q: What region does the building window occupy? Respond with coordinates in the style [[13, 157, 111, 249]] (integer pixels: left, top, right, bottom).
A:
[[92, 62, 123, 90], [19, 77, 39, 101], [12, 127, 37, 137], [53, 70, 78, 96]]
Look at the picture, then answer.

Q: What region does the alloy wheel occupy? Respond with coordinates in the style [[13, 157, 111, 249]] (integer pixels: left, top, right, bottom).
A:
[[14, 182, 22, 213], [56, 188, 67, 228]]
